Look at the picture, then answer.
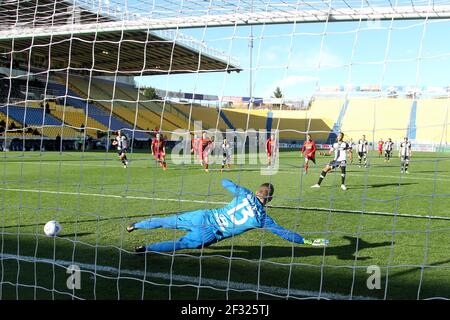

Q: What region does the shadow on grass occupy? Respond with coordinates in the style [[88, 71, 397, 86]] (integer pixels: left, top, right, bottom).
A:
[[412, 170, 449, 174], [349, 182, 417, 189], [59, 232, 95, 238], [204, 236, 392, 261], [1, 233, 448, 299]]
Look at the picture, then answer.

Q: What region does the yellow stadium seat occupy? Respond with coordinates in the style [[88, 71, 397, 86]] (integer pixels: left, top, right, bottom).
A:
[[67, 75, 192, 134], [341, 98, 412, 142], [416, 99, 450, 143], [51, 108, 109, 138]]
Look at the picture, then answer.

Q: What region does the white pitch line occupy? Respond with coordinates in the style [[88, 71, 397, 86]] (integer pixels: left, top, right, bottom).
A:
[[0, 187, 227, 205], [3, 160, 450, 181], [346, 172, 450, 182], [0, 160, 143, 168], [0, 253, 375, 300], [1, 187, 449, 221], [278, 170, 450, 182]]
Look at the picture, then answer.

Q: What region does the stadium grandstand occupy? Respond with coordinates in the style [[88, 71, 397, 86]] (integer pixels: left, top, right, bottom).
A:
[[0, 0, 241, 150]]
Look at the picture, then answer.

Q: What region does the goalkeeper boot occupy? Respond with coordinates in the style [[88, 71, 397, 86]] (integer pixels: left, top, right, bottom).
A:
[[304, 239, 329, 247], [311, 184, 320, 188], [126, 223, 136, 233], [134, 245, 146, 254], [341, 184, 347, 191]]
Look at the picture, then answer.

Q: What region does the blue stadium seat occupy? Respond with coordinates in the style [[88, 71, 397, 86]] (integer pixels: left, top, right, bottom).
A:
[[46, 82, 148, 139], [1, 105, 62, 126]]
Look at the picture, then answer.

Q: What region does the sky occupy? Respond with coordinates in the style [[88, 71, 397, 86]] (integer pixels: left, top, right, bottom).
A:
[[135, 18, 450, 100]]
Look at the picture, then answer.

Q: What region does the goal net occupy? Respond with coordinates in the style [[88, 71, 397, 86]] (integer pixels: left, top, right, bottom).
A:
[[0, 0, 449, 300]]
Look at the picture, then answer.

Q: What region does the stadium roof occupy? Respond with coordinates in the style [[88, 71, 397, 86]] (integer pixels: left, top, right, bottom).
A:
[[2, 0, 449, 76], [0, 0, 240, 76]]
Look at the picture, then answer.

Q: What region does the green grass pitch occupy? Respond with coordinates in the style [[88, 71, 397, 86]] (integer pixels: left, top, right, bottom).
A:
[[0, 149, 449, 299]]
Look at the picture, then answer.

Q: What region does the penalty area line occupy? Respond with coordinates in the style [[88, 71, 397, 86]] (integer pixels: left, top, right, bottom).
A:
[[1, 187, 449, 221], [0, 253, 375, 300], [0, 187, 227, 205]]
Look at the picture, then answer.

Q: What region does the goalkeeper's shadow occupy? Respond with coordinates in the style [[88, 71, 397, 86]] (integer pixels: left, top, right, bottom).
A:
[[208, 235, 392, 261]]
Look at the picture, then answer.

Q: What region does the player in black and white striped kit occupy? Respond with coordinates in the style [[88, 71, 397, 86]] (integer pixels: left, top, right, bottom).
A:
[[384, 138, 394, 163], [311, 132, 353, 190], [112, 130, 129, 168], [399, 137, 412, 174], [348, 138, 354, 164], [357, 135, 369, 167], [221, 138, 232, 172]]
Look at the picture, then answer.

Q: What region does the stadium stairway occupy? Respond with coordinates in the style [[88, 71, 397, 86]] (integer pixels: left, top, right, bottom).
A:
[[50, 105, 109, 138], [111, 84, 180, 133], [67, 75, 183, 136], [53, 75, 149, 139], [108, 81, 199, 134], [221, 108, 266, 131], [0, 105, 82, 138], [326, 99, 349, 144], [216, 108, 331, 142], [175, 104, 228, 131], [159, 103, 194, 131], [407, 100, 417, 139], [168, 104, 201, 131], [216, 108, 236, 130], [46, 82, 89, 110]]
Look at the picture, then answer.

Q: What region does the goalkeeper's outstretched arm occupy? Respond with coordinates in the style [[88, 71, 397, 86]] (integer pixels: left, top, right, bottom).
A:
[[221, 179, 252, 197], [262, 215, 329, 247], [262, 215, 305, 244]]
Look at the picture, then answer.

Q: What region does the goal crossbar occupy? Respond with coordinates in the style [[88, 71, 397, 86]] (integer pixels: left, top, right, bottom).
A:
[[1, 5, 450, 40]]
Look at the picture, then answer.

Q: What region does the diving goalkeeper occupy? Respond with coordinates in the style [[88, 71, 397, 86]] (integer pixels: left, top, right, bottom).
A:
[[127, 179, 329, 253]]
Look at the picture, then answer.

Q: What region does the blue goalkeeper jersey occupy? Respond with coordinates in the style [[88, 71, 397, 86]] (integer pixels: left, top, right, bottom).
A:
[[207, 179, 304, 244]]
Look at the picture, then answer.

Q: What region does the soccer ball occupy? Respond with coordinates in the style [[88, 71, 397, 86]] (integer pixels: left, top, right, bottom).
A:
[[44, 220, 62, 237]]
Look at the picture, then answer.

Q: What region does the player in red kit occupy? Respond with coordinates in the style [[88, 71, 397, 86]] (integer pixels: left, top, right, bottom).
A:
[[301, 134, 317, 174], [191, 134, 201, 164], [378, 138, 384, 157], [151, 133, 167, 171], [200, 131, 213, 172], [266, 134, 276, 167]]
